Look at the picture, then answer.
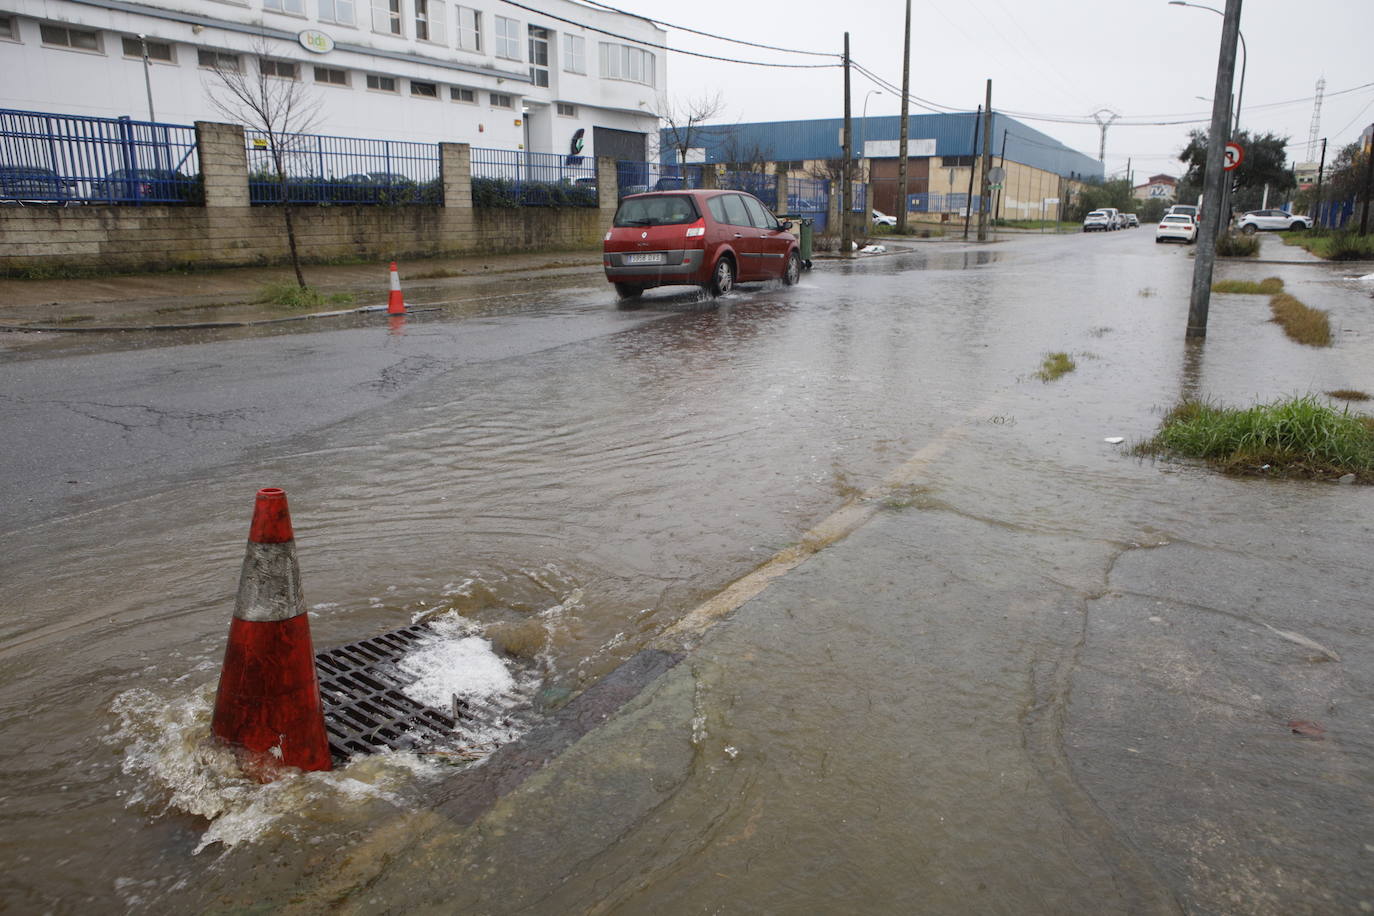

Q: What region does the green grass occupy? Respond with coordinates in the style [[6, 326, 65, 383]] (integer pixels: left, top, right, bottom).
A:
[[992, 219, 1080, 231], [1282, 229, 1374, 260], [1269, 292, 1331, 347], [1033, 351, 1076, 382], [1136, 395, 1374, 482], [1212, 277, 1284, 294], [255, 283, 355, 309]]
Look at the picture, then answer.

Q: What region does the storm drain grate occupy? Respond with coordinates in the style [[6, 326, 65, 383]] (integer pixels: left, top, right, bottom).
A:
[[315, 624, 487, 763]]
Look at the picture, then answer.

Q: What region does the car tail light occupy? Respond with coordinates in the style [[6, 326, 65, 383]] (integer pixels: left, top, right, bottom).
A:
[[684, 221, 705, 239]]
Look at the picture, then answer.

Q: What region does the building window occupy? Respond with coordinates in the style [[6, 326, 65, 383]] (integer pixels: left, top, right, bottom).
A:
[[260, 58, 299, 79], [366, 73, 397, 92], [40, 23, 101, 52], [415, 0, 445, 42], [264, 0, 305, 13], [527, 25, 549, 88], [121, 36, 174, 62], [450, 86, 476, 103], [410, 80, 438, 98], [372, 0, 401, 35], [563, 34, 585, 74], [598, 42, 654, 87], [314, 66, 349, 86], [0, 16, 14, 40], [319, 0, 354, 25], [197, 48, 240, 71], [494, 16, 519, 60], [489, 92, 513, 109], [556, 102, 576, 117], [455, 6, 480, 52]]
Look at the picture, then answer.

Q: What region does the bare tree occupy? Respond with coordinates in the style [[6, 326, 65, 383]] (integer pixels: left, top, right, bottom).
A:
[[657, 92, 726, 168], [204, 41, 321, 289], [718, 135, 774, 174]]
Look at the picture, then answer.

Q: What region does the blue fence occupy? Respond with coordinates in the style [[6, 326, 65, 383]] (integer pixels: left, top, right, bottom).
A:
[[616, 161, 704, 198], [719, 170, 778, 209], [469, 146, 598, 207], [785, 177, 830, 233], [246, 130, 440, 205], [0, 108, 199, 204], [1313, 197, 1356, 229]]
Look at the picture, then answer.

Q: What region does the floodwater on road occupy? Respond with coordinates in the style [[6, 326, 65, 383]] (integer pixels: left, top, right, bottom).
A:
[[2, 231, 1372, 912]]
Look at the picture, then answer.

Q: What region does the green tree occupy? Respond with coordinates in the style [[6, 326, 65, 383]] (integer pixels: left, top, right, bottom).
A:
[[1067, 178, 1136, 220], [1178, 129, 1296, 213]]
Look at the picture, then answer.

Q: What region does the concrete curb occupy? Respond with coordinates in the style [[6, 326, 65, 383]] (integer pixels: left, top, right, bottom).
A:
[[0, 304, 443, 333]]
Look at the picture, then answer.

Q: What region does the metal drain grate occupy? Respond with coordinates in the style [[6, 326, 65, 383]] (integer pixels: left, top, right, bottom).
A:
[[315, 624, 486, 762]]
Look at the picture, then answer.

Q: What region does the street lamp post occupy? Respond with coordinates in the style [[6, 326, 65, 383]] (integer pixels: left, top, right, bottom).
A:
[[137, 33, 156, 123], [860, 89, 881, 191]]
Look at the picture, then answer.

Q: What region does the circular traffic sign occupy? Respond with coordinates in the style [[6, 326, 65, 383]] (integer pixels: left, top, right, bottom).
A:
[[1223, 142, 1244, 171]]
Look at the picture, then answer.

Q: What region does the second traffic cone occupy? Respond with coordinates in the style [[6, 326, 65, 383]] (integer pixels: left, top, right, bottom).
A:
[[387, 261, 405, 315], [211, 487, 332, 778]]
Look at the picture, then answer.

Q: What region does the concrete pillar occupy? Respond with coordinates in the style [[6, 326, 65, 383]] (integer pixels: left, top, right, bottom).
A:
[[596, 155, 618, 217], [701, 163, 718, 190], [774, 163, 789, 215], [440, 143, 472, 209], [195, 121, 249, 208]]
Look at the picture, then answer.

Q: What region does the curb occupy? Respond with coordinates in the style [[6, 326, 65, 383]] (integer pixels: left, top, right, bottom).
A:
[[0, 304, 443, 334]]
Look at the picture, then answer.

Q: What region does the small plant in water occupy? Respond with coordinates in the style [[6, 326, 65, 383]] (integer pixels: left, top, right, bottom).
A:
[[1137, 287, 1156, 298], [1212, 277, 1283, 295], [1269, 293, 1331, 347], [1136, 395, 1374, 482], [256, 283, 355, 310], [1034, 352, 1076, 382]]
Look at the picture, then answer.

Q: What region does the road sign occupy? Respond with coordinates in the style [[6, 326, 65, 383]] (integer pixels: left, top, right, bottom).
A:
[[988, 166, 1006, 184], [1223, 142, 1244, 171]]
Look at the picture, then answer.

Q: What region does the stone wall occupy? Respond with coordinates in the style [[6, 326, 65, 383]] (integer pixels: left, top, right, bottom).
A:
[[0, 122, 616, 274]]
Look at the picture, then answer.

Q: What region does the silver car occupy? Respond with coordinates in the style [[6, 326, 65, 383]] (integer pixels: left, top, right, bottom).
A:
[[1237, 209, 1312, 233]]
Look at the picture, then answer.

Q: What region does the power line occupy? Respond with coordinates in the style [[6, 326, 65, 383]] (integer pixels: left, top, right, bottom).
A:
[[571, 0, 835, 57], [497, 0, 839, 69]]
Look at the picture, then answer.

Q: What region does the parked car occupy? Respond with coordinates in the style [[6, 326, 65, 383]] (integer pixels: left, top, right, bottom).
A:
[[603, 188, 800, 299], [0, 165, 76, 203], [1101, 207, 1121, 230], [1236, 209, 1312, 233], [1125, 213, 1140, 228], [1166, 204, 1199, 223], [1082, 209, 1113, 232], [1155, 213, 1197, 244], [872, 209, 897, 226], [90, 168, 198, 202]]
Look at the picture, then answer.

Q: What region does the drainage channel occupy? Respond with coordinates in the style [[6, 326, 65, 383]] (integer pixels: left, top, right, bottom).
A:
[[315, 623, 508, 764]]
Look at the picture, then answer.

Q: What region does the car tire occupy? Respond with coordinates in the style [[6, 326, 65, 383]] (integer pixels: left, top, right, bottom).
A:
[[1241, 224, 1257, 235], [613, 282, 642, 300], [705, 255, 734, 297], [782, 250, 801, 286]]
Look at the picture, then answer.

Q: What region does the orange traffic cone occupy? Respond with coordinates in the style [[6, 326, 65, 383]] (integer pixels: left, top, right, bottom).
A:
[[386, 261, 405, 315], [211, 488, 332, 779]]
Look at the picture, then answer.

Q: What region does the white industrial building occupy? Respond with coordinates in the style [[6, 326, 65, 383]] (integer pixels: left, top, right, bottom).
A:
[[0, 0, 665, 160]]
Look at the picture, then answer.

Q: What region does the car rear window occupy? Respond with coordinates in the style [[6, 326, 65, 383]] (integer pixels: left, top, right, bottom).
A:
[[614, 195, 700, 227]]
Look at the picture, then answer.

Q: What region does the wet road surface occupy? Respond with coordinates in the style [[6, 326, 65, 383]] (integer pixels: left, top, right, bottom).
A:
[[2, 231, 1372, 912]]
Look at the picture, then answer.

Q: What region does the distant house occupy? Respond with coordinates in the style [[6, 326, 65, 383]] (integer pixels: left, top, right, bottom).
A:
[[1133, 174, 1178, 202]]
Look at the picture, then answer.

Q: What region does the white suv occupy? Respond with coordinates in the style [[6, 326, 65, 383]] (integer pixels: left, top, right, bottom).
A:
[[1082, 210, 1112, 232], [1237, 209, 1312, 233]]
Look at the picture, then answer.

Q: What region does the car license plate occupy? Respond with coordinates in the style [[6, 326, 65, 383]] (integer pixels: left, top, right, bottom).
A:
[[625, 253, 663, 265]]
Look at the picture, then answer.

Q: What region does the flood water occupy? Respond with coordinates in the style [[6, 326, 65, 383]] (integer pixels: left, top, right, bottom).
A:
[[2, 231, 1372, 912]]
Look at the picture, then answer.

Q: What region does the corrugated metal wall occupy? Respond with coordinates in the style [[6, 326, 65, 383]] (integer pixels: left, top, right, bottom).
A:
[[666, 112, 1102, 182]]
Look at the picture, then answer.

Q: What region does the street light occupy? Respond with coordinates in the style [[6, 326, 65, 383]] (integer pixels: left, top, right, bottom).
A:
[[860, 90, 882, 183]]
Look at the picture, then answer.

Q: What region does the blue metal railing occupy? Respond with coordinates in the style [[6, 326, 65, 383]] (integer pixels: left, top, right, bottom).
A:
[[615, 161, 704, 198], [470, 146, 598, 207], [0, 107, 199, 204], [245, 130, 440, 205], [785, 177, 829, 233], [719, 170, 778, 209]]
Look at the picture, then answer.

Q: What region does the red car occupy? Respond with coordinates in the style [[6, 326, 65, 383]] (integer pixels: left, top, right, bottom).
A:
[[603, 189, 800, 299]]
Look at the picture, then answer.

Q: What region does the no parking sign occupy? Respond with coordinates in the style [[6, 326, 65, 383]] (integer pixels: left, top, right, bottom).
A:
[[1223, 142, 1244, 171]]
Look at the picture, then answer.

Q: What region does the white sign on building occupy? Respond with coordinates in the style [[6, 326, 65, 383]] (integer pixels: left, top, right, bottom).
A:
[[863, 139, 937, 158]]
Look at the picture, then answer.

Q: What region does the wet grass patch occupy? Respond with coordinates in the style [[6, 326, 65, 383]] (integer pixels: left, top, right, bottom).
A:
[[1269, 292, 1331, 347], [1212, 276, 1283, 294], [1136, 395, 1374, 482], [255, 283, 355, 310], [1033, 351, 1076, 382], [1327, 389, 1371, 401], [1283, 230, 1374, 261], [1215, 233, 1260, 257]]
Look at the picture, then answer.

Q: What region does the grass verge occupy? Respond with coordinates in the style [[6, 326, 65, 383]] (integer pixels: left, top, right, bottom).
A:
[[1282, 230, 1374, 260], [1034, 351, 1076, 382], [256, 283, 355, 309], [1215, 232, 1260, 257], [1212, 276, 1283, 294], [1269, 292, 1331, 347], [1136, 395, 1374, 482]]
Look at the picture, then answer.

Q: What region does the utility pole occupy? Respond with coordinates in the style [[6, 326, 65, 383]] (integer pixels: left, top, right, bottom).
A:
[[138, 34, 156, 123], [1186, 0, 1243, 340], [977, 80, 993, 241], [841, 31, 853, 258], [1314, 137, 1327, 226], [896, 0, 911, 233], [994, 128, 1008, 225], [963, 106, 980, 240]]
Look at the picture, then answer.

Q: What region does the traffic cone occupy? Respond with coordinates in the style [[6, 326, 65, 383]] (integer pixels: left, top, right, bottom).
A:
[[386, 261, 405, 315], [211, 487, 332, 778]]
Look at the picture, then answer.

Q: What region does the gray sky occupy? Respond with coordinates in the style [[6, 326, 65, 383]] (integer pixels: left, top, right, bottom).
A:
[[597, 0, 1374, 181]]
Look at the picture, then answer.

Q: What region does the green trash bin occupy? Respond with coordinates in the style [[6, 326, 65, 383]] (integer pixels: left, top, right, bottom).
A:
[[780, 214, 814, 269]]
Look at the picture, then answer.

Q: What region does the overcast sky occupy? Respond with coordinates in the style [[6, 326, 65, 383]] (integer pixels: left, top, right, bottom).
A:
[[594, 0, 1374, 181]]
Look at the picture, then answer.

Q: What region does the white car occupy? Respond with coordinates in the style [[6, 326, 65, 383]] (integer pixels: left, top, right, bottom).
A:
[[1237, 209, 1312, 233], [1082, 210, 1113, 232], [872, 209, 897, 226], [1156, 214, 1197, 244]]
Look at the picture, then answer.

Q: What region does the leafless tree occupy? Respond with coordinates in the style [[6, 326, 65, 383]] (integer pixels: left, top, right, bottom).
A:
[[204, 40, 321, 289], [719, 135, 774, 174], [657, 92, 726, 168]]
